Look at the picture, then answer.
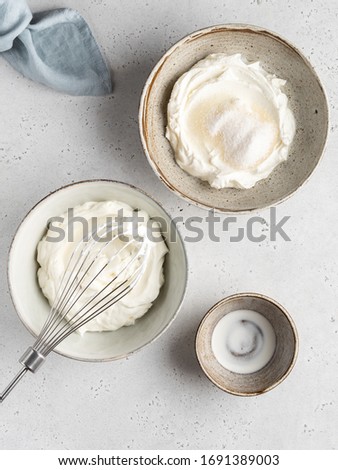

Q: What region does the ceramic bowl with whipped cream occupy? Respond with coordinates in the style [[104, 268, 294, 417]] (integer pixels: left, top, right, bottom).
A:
[[8, 180, 188, 362], [139, 24, 328, 212]]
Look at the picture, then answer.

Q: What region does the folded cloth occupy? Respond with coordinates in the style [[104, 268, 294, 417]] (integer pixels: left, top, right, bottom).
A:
[[0, 0, 112, 95]]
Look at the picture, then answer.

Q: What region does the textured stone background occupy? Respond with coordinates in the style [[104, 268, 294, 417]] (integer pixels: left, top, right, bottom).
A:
[[0, 0, 337, 450]]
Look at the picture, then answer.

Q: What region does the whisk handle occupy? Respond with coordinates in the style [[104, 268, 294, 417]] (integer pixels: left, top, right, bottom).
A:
[[0, 347, 45, 403], [0, 366, 28, 403]]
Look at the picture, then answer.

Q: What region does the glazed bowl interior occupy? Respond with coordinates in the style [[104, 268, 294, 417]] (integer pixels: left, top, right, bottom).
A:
[[8, 180, 187, 361], [196, 294, 298, 396], [140, 24, 328, 212]]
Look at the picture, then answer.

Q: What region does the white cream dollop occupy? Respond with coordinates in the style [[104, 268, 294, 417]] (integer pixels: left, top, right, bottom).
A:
[[166, 53, 296, 189], [37, 201, 168, 334]]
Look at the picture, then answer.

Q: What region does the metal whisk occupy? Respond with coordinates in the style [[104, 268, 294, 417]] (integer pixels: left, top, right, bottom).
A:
[[0, 222, 149, 403]]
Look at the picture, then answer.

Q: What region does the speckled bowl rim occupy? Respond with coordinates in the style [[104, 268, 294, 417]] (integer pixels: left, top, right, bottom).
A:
[[7, 179, 188, 363], [195, 292, 299, 396], [139, 23, 329, 214]]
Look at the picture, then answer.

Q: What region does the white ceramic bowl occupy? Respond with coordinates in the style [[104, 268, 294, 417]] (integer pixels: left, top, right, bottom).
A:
[[8, 180, 187, 362]]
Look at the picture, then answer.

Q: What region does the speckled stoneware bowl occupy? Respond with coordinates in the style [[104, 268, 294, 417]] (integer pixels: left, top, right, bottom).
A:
[[195, 293, 298, 396], [139, 24, 329, 212], [8, 180, 188, 362]]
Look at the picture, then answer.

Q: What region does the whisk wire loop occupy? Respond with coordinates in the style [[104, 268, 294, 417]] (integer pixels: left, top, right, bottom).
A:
[[1, 222, 150, 402]]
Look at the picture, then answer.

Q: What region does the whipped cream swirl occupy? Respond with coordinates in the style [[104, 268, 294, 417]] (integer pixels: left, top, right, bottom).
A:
[[37, 201, 168, 334]]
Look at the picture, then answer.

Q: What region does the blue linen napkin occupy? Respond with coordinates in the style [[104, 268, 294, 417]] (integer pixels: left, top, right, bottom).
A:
[[0, 0, 112, 95]]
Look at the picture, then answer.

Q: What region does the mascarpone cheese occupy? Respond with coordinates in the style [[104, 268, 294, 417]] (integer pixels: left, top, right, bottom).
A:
[[166, 53, 296, 189]]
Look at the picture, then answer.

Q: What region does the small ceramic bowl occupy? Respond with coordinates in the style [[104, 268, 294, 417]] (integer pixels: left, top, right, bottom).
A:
[[8, 180, 188, 362], [139, 24, 329, 212], [195, 293, 298, 396]]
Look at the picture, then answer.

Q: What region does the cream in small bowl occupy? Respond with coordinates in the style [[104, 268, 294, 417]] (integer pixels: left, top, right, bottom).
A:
[[195, 293, 298, 396]]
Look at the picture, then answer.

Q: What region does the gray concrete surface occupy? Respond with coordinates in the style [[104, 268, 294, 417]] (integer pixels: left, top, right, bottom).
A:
[[0, 0, 337, 450]]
